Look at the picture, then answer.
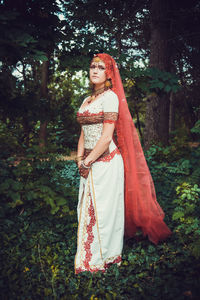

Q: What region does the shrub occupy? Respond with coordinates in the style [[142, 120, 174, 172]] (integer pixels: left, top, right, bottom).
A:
[[172, 183, 200, 258], [0, 150, 79, 215]]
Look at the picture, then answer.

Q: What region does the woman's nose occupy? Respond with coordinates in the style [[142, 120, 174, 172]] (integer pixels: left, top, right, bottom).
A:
[[93, 67, 98, 73]]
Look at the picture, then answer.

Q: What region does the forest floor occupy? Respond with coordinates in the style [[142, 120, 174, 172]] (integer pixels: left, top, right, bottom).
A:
[[57, 151, 77, 161]]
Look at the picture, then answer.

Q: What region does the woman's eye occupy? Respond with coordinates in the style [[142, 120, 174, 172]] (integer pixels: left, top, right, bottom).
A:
[[90, 64, 105, 70]]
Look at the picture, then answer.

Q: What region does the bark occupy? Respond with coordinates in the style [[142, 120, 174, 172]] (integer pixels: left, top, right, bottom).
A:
[[169, 92, 175, 133], [134, 105, 143, 139], [144, 0, 172, 149], [39, 58, 49, 151], [39, 120, 48, 149]]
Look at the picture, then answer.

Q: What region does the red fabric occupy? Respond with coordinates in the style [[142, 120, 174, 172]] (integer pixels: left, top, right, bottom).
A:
[[94, 53, 172, 244]]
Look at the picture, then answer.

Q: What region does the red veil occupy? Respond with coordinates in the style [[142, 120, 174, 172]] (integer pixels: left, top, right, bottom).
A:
[[95, 53, 172, 244]]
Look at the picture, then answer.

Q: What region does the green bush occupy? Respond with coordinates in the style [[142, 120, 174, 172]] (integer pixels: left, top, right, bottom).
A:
[[0, 150, 79, 215], [173, 183, 200, 258]]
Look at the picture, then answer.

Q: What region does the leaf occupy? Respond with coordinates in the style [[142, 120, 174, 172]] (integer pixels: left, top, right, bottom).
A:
[[157, 82, 164, 89], [164, 85, 171, 92], [172, 211, 185, 220], [34, 54, 48, 61], [56, 197, 68, 206], [51, 207, 59, 214], [62, 206, 69, 213], [105, 293, 112, 300], [0, 181, 10, 191]]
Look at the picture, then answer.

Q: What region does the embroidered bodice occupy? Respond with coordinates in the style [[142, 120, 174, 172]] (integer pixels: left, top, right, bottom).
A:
[[77, 90, 118, 151]]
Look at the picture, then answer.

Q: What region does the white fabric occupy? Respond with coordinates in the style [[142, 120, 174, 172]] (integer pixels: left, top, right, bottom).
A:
[[75, 90, 124, 273], [79, 90, 119, 114], [79, 90, 119, 150], [103, 90, 119, 113]]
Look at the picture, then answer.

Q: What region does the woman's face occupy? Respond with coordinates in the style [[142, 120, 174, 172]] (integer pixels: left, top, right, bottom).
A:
[[89, 59, 106, 87]]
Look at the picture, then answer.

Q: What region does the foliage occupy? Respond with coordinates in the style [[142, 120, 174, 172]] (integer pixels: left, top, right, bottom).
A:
[[173, 183, 200, 258], [0, 0, 63, 64], [144, 144, 200, 239], [126, 67, 180, 96], [1, 0, 200, 298], [0, 0, 200, 155], [190, 119, 200, 135], [0, 148, 79, 214], [146, 67, 180, 94], [1, 145, 200, 299]]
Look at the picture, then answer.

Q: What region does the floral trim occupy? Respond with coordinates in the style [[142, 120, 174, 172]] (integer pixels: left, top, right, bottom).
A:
[[105, 255, 122, 268], [83, 194, 96, 270], [77, 111, 104, 125], [103, 120, 116, 124], [83, 148, 120, 163], [75, 255, 122, 274], [97, 148, 120, 162], [104, 112, 118, 122], [77, 111, 104, 117]]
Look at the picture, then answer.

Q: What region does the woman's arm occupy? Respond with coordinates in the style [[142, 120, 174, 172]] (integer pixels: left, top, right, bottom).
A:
[[77, 128, 84, 168], [84, 122, 115, 166]]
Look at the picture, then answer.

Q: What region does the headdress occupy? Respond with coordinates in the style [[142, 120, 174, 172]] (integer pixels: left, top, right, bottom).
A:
[[94, 53, 172, 244]]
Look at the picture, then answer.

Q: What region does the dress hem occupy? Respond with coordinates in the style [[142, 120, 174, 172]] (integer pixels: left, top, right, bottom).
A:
[[75, 255, 122, 274]]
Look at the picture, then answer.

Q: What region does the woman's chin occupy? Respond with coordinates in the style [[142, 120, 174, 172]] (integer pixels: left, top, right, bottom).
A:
[[91, 79, 104, 85], [91, 80, 99, 85]]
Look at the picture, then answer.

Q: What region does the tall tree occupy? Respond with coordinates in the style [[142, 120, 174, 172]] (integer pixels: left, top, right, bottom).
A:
[[143, 0, 172, 148], [39, 58, 49, 150]]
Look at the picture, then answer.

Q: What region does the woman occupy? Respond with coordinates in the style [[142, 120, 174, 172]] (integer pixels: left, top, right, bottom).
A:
[[74, 53, 171, 274]]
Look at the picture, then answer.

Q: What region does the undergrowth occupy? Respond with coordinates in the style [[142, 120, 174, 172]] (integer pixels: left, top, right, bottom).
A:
[[0, 143, 200, 299]]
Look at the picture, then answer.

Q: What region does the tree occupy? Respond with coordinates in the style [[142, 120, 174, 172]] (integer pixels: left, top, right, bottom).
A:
[[143, 0, 172, 148], [0, 0, 65, 151], [143, 0, 200, 148]]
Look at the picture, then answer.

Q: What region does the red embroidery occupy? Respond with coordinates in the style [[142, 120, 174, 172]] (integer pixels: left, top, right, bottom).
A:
[[83, 194, 96, 270], [75, 193, 122, 274], [97, 148, 120, 162], [104, 256, 122, 269], [103, 120, 116, 124], [104, 112, 118, 122], [77, 111, 104, 117], [75, 255, 122, 274]]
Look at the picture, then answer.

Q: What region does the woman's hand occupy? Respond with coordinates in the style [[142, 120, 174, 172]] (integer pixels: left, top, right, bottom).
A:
[[78, 161, 91, 179]]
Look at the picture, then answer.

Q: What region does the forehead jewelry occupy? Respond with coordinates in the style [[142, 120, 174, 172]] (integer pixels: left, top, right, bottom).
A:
[[93, 56, 101, 63]]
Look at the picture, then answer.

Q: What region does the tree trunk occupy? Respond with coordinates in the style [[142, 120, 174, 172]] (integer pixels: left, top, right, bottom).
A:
[[169, 92, 175, 133], [39, 120, 48, 149], [144, 0, 172, 149], [134, 105, 143, 139], [39, 58, 49, 151]]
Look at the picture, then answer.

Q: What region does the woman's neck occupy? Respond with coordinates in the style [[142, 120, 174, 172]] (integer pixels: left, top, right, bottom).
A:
[[94, 83, 104, 91]]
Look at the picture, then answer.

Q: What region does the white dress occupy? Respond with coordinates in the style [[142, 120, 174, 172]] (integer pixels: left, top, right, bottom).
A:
[[74, 90, 124, 274]]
